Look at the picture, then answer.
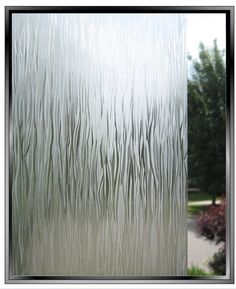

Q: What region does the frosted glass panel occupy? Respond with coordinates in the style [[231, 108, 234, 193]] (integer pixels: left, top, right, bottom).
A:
[[11, 14, 187, 276]]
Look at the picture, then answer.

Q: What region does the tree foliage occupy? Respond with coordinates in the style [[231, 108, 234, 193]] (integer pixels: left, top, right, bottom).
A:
[[188, 40, 226, 200]]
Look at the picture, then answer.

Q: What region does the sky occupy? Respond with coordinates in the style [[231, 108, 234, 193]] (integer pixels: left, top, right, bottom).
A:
[[186, 14, 226, 59]]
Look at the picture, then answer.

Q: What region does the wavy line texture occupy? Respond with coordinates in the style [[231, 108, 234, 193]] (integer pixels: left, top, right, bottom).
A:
[[11, 14, 187, 276]]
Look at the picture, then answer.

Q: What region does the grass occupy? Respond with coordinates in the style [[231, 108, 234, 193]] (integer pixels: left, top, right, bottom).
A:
[[188, 191, 222, 216], [188, 191, 213, 202], [187, 265, 212, 276], [188, 192, 211, 216], [188, 205, 206, 216]]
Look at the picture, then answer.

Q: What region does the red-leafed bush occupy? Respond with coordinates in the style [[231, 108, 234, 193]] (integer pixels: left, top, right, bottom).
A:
[[197, 198, 226, 244], [197, 198, 226, 274]]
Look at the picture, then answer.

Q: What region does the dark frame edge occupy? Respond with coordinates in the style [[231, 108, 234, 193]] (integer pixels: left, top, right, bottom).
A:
[[5, 5, 10, 285], [3, 5, 236, 13], [226, 5, 235, 285]]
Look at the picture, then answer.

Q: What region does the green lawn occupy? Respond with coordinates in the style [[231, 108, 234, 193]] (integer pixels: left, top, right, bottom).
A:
[[188, 205, 206, 216], [187, 191, 221, 216], [188, 191, 213, 202]]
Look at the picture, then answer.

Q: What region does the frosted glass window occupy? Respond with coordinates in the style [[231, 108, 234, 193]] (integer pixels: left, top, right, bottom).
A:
[[11, 14, 187, 276]]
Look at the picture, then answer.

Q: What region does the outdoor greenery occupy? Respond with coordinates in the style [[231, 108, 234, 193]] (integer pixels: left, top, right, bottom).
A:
[[188, 191, 216, 202], [187, 191, 221, 216], [208, 247, 226, 275], [187, 265, 212, 276], [188, 40, 226, 205], [188, 41, 226, 276], [188, 205, 206, 216], [197, 198, 226, 275]]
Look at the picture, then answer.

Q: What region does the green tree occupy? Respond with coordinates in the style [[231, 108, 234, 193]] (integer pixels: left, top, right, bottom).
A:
[[188, 40, 226, 205]]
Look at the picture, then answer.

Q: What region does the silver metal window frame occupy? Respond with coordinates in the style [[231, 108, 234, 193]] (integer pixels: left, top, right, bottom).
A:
[[5, 6, 234, 284]]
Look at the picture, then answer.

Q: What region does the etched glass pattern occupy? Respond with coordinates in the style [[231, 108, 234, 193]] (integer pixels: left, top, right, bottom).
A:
[[11, 14, 187, 276]]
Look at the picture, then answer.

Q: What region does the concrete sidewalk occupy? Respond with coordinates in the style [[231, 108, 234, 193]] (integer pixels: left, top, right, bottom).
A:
[[188, 200, 221, 206]]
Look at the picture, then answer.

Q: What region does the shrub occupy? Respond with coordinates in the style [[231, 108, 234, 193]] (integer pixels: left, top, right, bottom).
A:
[[208, 245, 226, 275], [196, 198, 226, 275], [197, 198, 225, 244]]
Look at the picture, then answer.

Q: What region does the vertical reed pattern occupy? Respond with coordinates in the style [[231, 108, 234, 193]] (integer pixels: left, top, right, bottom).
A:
[[11, 14, 187, 276]]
